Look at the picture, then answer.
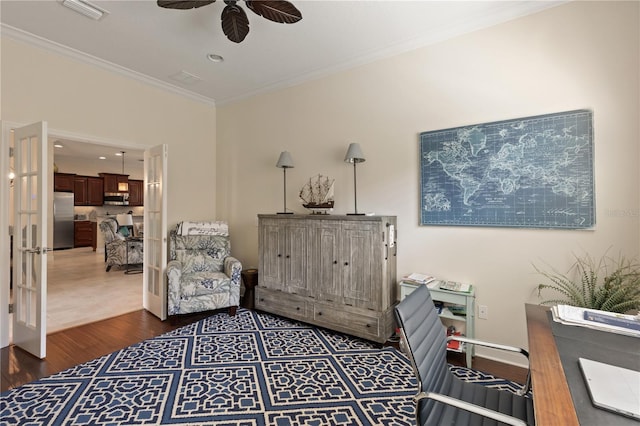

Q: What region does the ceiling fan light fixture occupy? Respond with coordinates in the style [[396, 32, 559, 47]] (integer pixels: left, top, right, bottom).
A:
[[158, 0, 302, 44], [61, 0, 109, 21]]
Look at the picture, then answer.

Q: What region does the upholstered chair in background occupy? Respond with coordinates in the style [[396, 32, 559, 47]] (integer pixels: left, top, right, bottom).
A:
[[98, 217, 143, 272]]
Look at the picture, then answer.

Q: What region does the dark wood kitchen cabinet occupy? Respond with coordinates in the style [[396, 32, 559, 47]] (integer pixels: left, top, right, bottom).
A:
[[99, 173, 129, 193], [54, 173, 76, 192], [74, 220, 94, 248], [74, 176, 103, 206], [128, 179, 143, 206]]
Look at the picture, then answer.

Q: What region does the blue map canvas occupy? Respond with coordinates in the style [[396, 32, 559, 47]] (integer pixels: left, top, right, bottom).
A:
[[420, 110, 594, 229]]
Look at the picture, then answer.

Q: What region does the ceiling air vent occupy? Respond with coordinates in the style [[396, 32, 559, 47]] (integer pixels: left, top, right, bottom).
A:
[[61, 0, 109, 21], [169, 70, 203, 86]]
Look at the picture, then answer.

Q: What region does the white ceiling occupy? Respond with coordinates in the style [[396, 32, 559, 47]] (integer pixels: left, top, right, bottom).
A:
[[1, 0, 565, 107], [3, 1, 564, 162]]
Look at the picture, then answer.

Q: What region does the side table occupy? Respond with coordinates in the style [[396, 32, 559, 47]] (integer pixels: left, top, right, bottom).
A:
[[241, 269, 258, 309], [400, 280, 475, 368], [125, 237, 143, 275]]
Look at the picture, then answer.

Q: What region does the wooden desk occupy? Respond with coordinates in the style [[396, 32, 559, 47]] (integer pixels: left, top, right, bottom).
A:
[[525, 304, 580, 425]]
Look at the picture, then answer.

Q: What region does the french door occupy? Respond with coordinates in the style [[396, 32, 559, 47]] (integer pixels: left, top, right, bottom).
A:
[[12, 121, 49, 358], [142, 144, 168, 320]]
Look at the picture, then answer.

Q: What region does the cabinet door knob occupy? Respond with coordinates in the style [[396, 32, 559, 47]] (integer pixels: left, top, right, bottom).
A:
[[333, 260, 338, 264], [286, 255, 290, 258], [277, 254, 282, 257], [296, 306, 300, 311], [318, 311, 322, 316], [344, 262, 349, 266]]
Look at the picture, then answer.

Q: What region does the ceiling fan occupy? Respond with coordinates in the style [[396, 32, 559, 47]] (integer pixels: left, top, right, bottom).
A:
[[157, 0, 303, 44]]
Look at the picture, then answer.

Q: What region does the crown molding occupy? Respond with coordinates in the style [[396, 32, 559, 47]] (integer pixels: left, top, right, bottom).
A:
[[1, 24, 217, 107]]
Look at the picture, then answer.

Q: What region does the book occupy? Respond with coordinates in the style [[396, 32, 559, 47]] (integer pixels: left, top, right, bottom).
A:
[[583, 310, 640, 331], [552, 305, 640, 337], [439, 281, 472, 293], [404, 273, 435, 285]]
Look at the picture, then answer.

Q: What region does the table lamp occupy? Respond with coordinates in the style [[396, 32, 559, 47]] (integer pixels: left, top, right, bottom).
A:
[[116, 213, 134, 237], [344, 143, 366, 215], [276, 151, 294, 214]]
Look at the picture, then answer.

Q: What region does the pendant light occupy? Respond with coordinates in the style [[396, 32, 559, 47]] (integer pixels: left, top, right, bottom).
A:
[[118, 151, 129, 192]]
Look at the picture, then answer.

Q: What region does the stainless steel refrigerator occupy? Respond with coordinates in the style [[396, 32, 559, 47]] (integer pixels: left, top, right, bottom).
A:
[[53, 192, 74, 249]]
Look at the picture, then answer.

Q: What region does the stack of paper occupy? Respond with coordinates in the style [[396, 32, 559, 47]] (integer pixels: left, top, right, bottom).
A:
[[551, 305, 640, 338], [403, 273, 435, 285]]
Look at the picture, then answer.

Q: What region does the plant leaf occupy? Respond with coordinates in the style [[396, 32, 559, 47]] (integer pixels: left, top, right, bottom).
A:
[[245, 0, 302, 24], [221, 4, 249, 43], [158, 0, 216, 10]]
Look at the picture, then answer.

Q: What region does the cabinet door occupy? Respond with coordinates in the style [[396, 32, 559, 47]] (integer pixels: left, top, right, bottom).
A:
[[258, 218, 308, 295], [54, 173, 75, 192], [74, 221, 93, 247], [341, 221, 379, 310], [102, 174, 118, 192], [74, 177, 87, 205], [87, 177, 104, 205], [310, 221, 342, 303], [128, 180, 143, 206], [283, 221, 308, 295], [259, 219, 284, 290]]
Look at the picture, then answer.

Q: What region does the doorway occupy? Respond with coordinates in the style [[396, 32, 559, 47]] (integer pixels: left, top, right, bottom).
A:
[[50, 137, 146, 332]]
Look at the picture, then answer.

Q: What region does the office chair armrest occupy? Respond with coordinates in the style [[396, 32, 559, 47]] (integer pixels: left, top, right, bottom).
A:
[[415, 391, 528, 426], [447, 336, 531, 396]]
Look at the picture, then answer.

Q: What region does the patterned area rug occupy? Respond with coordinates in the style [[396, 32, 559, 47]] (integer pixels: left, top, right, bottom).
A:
[[1, 309, 528, 425]]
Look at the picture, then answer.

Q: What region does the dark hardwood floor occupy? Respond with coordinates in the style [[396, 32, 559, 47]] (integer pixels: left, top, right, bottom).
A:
[[1, 309, 528, 393]]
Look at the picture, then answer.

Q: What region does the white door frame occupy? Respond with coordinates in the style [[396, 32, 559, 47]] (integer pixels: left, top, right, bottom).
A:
[[0, 122, 154, 348]]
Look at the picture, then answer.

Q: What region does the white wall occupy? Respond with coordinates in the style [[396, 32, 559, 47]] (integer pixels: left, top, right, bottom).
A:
[[1, 36, 217, 227], [217, 1, 640, 364]]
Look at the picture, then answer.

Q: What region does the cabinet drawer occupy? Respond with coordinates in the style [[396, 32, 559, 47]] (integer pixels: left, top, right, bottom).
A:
[[312, 304, 380, 340], [255, 288, 309, 321]]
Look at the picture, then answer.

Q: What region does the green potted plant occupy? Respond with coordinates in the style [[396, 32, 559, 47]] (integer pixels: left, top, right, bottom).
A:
[[534, 251, 640, 313]]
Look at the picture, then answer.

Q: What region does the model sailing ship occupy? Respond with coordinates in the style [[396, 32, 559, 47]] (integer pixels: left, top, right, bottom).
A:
[[299, 174, 335, 214]]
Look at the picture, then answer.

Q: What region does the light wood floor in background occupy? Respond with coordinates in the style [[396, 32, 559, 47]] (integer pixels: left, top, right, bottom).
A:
[[46, 247, 142, 333]]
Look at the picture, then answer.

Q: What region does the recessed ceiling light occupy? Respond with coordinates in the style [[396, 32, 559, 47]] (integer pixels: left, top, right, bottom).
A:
[[61, 0, 109, 20], [54, 143, 64, 148], [207, 54, 224, 63], [115, 152, 123, 156], [99, 156, 106, 160]]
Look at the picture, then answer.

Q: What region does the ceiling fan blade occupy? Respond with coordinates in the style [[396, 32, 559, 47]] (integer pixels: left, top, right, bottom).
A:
[[157, 0, 216, 10], [245, 0, 302, 24], [221, 4, 250, 43]]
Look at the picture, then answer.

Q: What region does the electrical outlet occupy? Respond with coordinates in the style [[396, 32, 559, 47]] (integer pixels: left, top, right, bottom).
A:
[[478, 305, 488, 320]]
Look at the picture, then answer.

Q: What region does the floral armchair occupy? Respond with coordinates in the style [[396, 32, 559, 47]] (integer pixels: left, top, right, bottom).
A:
[[167, 221, 241, 316], [99, 218, 143, 272]]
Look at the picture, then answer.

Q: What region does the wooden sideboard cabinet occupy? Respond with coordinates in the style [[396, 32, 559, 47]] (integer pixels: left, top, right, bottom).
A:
[[257, 214, 397, 343]]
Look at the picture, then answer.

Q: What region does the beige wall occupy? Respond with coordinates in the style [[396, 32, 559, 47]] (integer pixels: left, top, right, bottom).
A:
[[217, 1, 640, 364], [1, 36, 217, 227]]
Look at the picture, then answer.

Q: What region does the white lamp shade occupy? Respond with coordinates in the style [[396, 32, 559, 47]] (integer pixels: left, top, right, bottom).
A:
[[276, 151, 295, 168], [116, 213, 134, 227], [344, 143, 366, 163]]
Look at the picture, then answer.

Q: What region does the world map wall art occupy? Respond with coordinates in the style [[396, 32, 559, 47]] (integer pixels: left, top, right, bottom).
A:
[[419, 109, 594, 229]]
